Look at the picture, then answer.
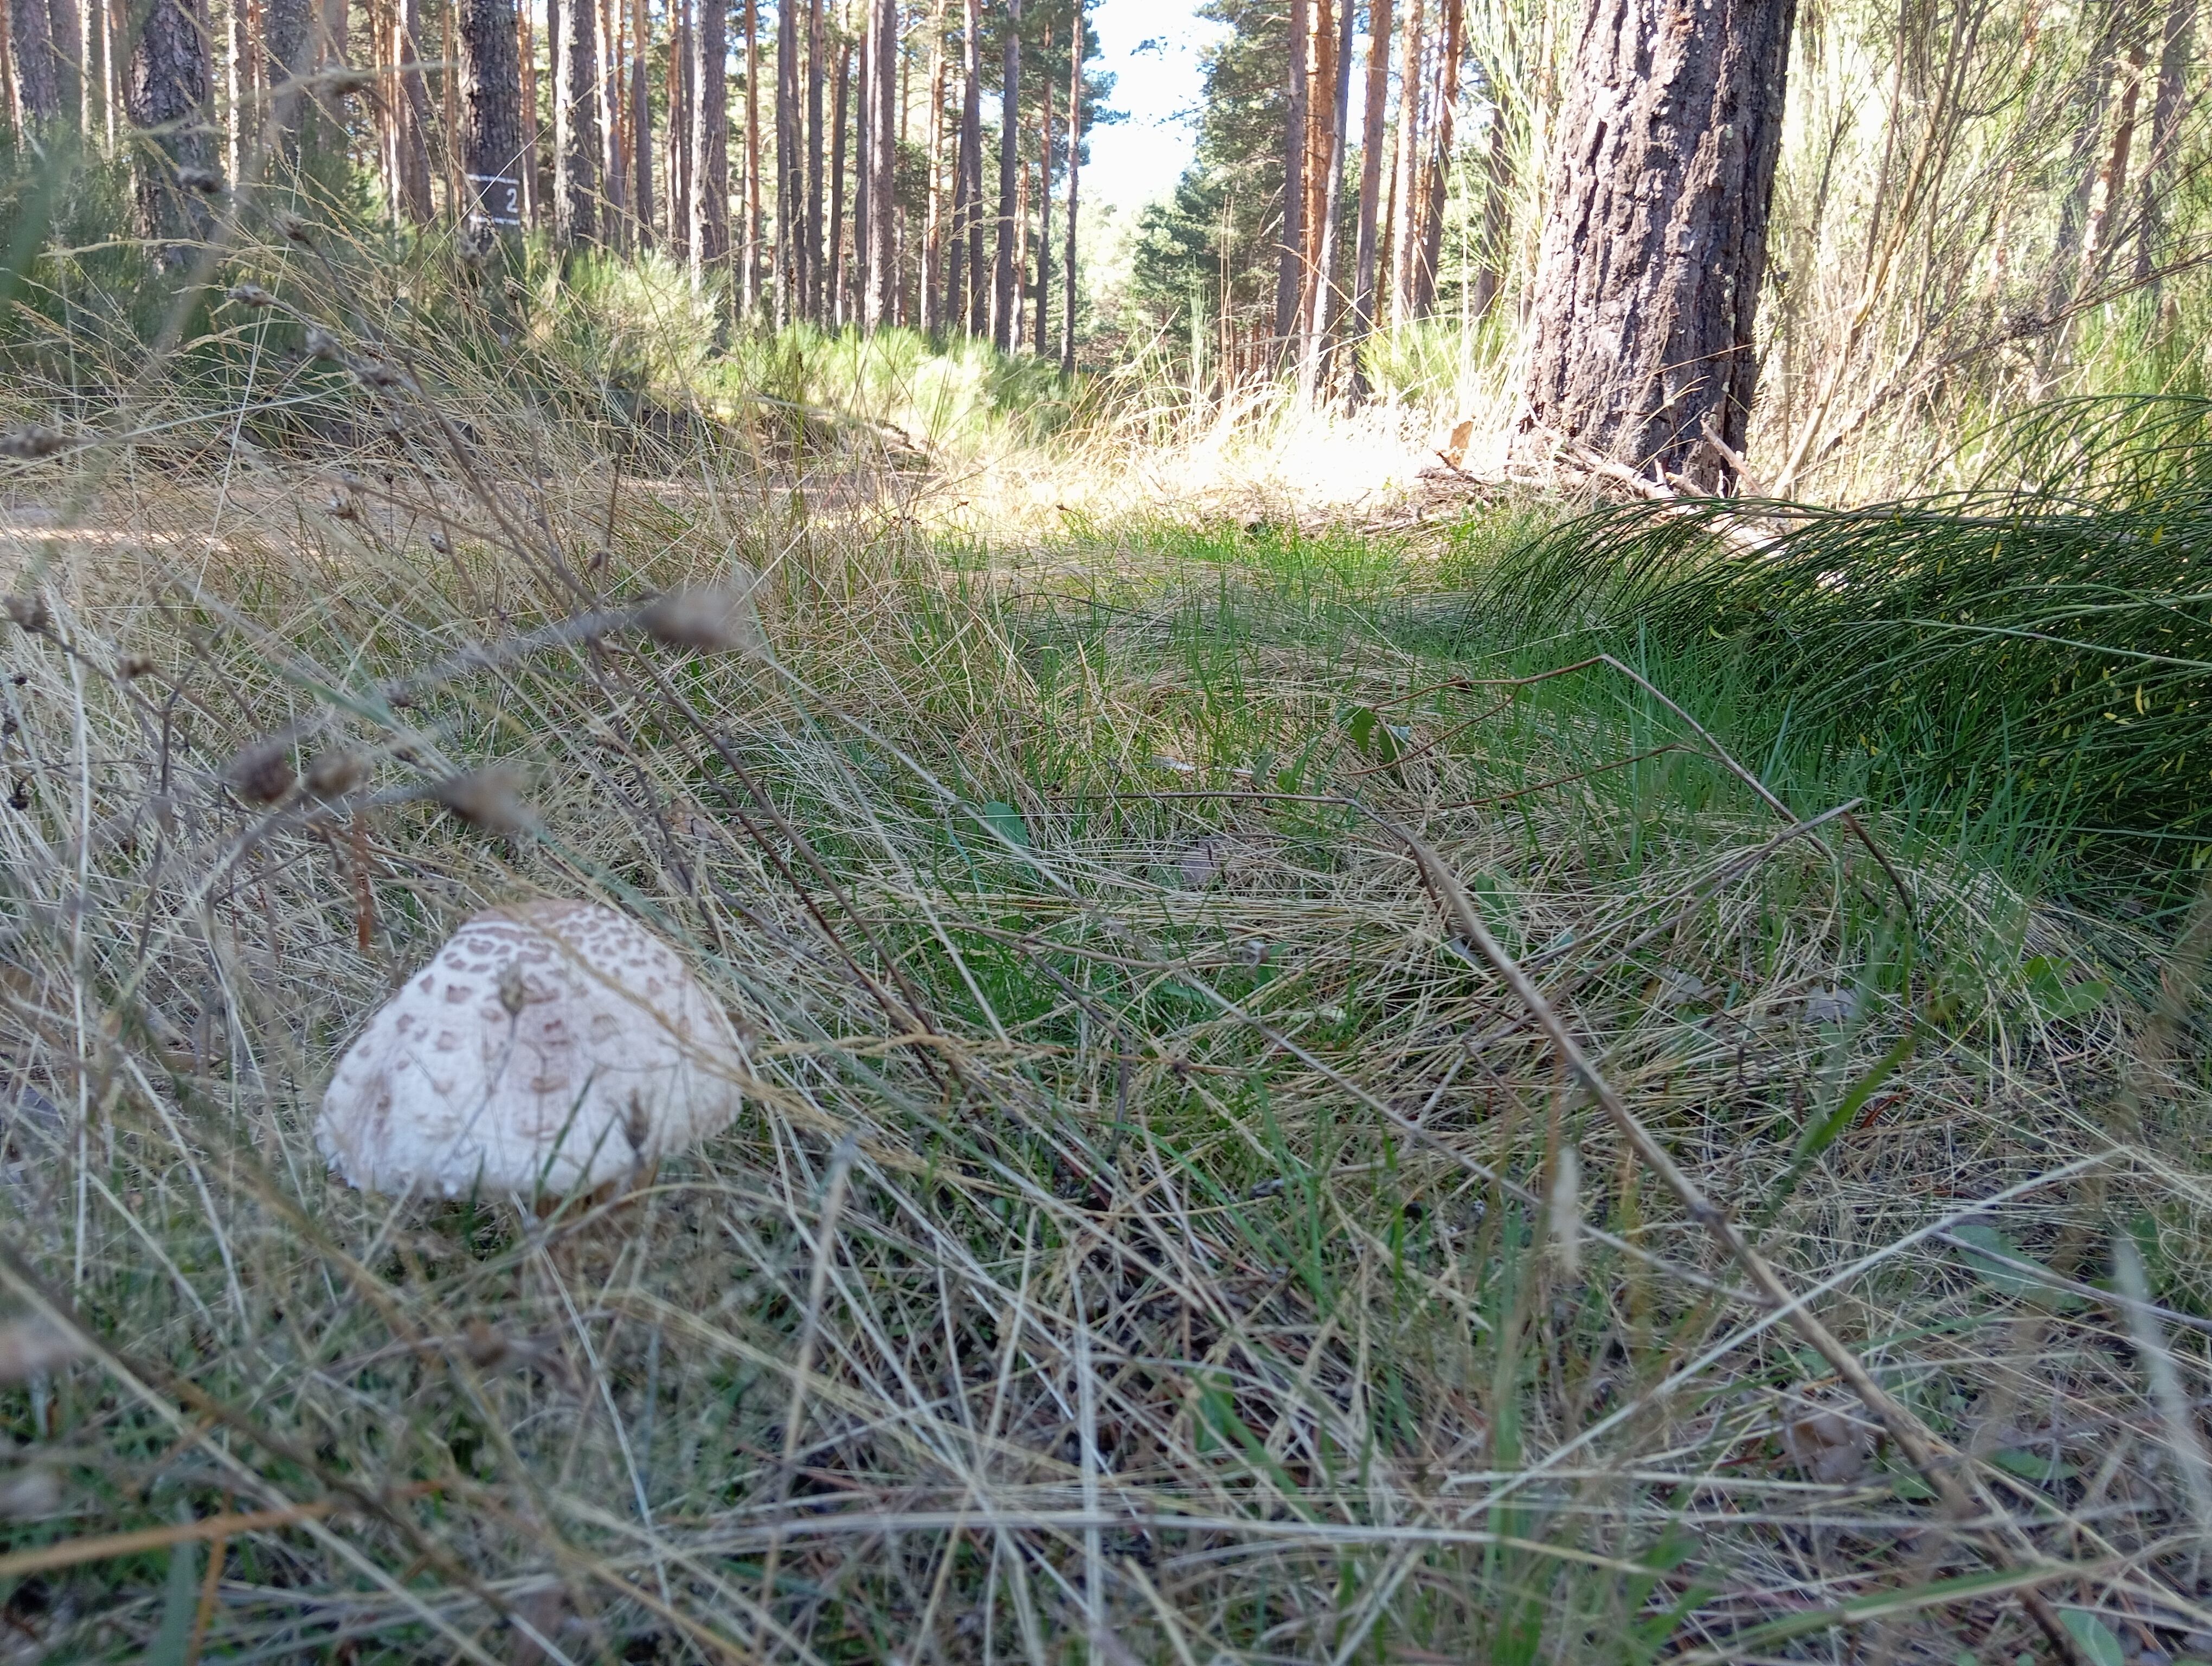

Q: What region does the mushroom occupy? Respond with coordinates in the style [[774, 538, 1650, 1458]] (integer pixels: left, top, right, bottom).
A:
[[317, 900, 746, 1200]]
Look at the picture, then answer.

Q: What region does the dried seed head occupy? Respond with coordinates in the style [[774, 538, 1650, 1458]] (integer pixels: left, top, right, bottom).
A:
[[0, 428, 67, 461], [324, 492, 359, 521], [303, 326, 342, 361], [224, 739, 297, 805], [321, 66, 376, 96], [352, 356, 404, 389], [5, 594, 52, 633], [225, 282, 277, 308], [638, 576, 767, 656], [119, 654, 156, 679], [275, 211, 313, 244], [305, 748, 365, 798], [432, 766, 533, 835], [176, 164, 224, 195]]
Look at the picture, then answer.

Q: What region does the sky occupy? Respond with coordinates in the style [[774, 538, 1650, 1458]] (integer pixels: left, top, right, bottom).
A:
[[1082, 0, 1227, 217]]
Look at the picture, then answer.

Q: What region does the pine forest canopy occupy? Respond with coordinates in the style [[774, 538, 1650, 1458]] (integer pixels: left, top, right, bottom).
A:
[[2, 0, 2208, 488]]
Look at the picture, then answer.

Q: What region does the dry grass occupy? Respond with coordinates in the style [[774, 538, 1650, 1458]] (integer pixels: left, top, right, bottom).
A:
[[3, 247, 2212, 1663]]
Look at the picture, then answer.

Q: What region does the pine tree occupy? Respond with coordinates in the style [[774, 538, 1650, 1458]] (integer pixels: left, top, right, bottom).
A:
[[459, 0, 523, 224], [1519, 0, 1796, 489], [991, 0, 1020, 349], [556, 0, 600, 240], [125, 0, 214, 255], [1346, 0, 1392, 400], [692, 0, 730, 274]]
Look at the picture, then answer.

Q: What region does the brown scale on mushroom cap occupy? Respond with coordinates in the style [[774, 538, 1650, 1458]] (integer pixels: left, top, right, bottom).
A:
[[316, 901, 747, 1199]]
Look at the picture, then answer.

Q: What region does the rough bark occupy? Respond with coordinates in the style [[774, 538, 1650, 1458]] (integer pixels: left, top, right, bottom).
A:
[[1470, 85, 1508, 318], [1298, 0, 1355, 396], [596, 0, 622, 237], [262, 0, 311, 152], [397, 0, 433, 220], [1517, 0, 1797, 491], [630, 0, 652, 242], [829, 30, 850, 319], [744, 0, 761, 309], [459, 0, 523, 223], [1345, 0, 1391, 400], [667, 0, 690, 251], [1388, 0, 1426, 325], [992, 0, 1020, 350], [1273, 0, 1306, 355], [805, 0, 824, 318], [47, 0, 79, 123], [776, 0, 800, 319], [692, 0, 729, 271], [957, 0, 983, 331], [921, 0, 948, 330], [865, 0, 896, 328], [125, 0, 213, 253], [1059, 1, 1078, 372], [1033, 22, 1050, 354], [1303, 0, 1332, 319], [1414, 0, 1463, 316], [12, 0, 60, 124], [556, 0, 599, 241]]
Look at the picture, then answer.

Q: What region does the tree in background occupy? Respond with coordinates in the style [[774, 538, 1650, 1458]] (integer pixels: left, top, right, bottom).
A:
[[554, 0, 599, 240], [1517, 0, 1795, 490], [11, 0, 63, 127], [991, 0, 1021, 348], [459, 0, 523, 225], [125, 0, 214, 254]]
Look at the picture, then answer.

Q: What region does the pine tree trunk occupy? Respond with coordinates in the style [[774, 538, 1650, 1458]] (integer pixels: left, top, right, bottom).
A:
[[12, 0, 60, 123], [1059, 1, 1077, 371], [991, 0, 1019, 349], [1344, 0, 1391, 400], [629, 0, 650, 242], [746, 0, 763, 310], [776, 0, 799, 320], [1033, 21, 1049, 354], [692, 0, 728, 270], [397, 0, 432, 219], [1273, 0, 1306, 356], [957, 0, 982, 331], [667, 0, 689, 251], [516, 0, 537, 222], [1302, 0, 1331, 334], [263, 0, 310, 153], [459, 0, 522, 223], [1469, 86, 1508, 318], [556, 0, 597, 240], [2082, 40, 2147, 281], [2134, 0, 2191, 286], [805, 0, 824, 318], [1519, 0, 1796, 491], [829, 30, 850, 321], [125, 0, 213, 254], [1388, 0, 1426, 326], [920, 0, 947, 330], [1414, 0, 1461, 316], [1298, 0, 1354, 396], [47, 0, 80, 124], [865, 0, 895, 328], [598, 0, 623, 241]]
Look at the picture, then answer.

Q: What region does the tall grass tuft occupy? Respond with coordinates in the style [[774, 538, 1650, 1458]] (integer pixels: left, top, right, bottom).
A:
[[1479, 396, 2212, 870]]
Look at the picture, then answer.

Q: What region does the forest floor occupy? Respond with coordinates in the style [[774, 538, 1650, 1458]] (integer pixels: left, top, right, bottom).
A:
[[3, 425, 2210, 1664]]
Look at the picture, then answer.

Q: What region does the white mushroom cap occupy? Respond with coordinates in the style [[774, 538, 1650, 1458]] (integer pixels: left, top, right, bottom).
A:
[[317, 900, 746, 1198]]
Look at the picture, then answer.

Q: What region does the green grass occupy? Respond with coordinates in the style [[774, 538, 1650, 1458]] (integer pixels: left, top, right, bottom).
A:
[[4, 227, 2212, 1662]]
